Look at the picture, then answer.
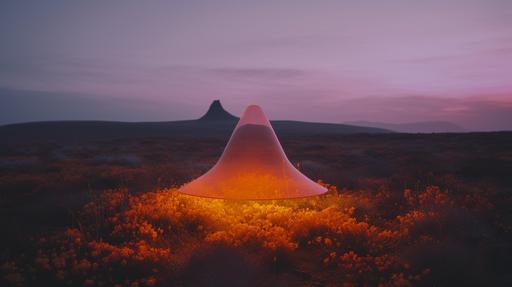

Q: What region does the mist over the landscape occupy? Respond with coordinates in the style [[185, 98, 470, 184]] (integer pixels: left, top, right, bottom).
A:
[[1, 0, 512, 130]]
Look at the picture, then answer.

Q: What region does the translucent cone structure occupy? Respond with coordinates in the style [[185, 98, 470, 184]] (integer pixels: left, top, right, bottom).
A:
[[180, 105, 327, 200]]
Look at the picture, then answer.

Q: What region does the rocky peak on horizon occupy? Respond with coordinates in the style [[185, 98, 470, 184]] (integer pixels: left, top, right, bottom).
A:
[[199, 100, 238, 121]]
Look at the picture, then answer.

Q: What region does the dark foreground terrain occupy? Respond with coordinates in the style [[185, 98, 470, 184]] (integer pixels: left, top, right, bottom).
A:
[[1, 132, 511, 286]]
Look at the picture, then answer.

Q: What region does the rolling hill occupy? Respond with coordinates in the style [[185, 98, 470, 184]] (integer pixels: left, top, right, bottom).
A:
[[0, 100, 390, 145], [346, 121, 465, 133]]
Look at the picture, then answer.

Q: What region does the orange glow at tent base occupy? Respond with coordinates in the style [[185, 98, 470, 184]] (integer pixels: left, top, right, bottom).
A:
[[179, 105, 327, 200]]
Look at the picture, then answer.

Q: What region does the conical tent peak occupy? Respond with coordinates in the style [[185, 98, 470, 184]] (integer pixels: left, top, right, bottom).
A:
[[235, 105, 271, 129], [180, 104, 327, 200]]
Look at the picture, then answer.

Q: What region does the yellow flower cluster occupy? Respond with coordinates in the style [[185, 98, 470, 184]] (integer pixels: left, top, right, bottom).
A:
[[4, 182, 491, 286]]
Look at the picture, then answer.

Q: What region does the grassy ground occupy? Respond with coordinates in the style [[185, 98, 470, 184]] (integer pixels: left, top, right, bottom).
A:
[[1, 132, 511, 286]]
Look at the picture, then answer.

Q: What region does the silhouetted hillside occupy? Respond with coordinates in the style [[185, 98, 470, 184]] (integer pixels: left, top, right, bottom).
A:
[[347, 121, 466, 133], [0, 101, 390, 145]]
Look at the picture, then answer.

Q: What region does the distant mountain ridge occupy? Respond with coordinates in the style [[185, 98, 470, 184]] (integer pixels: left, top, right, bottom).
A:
[[0, 100, 390, 145], [346, 121, 466, 133]]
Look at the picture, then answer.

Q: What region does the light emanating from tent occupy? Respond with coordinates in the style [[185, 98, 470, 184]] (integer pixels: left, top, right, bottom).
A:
[[180, 105, 327, 199]]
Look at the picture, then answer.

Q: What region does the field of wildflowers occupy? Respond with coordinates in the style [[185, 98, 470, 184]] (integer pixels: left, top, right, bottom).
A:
[[2, 182, 504, 286], [1, 133, 511, 286]]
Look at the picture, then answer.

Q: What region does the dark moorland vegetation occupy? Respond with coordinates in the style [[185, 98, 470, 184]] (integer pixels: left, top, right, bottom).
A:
[[1, 132, 511, 286]]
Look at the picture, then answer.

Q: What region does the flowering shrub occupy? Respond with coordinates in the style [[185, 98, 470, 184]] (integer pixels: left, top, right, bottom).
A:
[[1, 183, 498, 286]]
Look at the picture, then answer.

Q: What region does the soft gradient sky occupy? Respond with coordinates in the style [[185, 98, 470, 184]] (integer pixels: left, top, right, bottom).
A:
[[1, 0, 511, 130]]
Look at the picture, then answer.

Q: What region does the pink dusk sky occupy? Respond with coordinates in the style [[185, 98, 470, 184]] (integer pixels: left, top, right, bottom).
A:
[[1, 0, 511, 130]]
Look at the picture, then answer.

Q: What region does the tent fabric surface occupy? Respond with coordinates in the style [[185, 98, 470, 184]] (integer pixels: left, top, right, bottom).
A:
[[180, 105, 327, 200]]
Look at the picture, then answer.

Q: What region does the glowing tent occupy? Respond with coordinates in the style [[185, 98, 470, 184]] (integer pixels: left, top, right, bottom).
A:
[[180, 104, 327, 200]]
